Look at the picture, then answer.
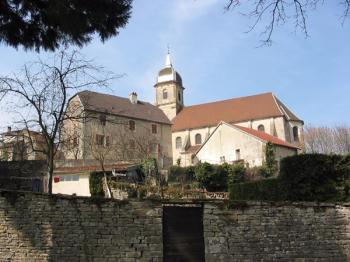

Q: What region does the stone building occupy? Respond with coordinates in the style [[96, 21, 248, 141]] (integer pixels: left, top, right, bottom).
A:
[[154, 52, 304, 167], [62, 90, 173, 168], [0, 127, 46, 161]]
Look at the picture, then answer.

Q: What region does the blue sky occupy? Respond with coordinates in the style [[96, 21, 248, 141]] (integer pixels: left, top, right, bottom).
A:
[[0, 0, 349, 130]]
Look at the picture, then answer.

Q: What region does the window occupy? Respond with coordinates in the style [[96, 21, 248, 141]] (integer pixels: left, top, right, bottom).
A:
[[220, 156, 225, 163], [258, 124, 265, 132], [95, 134, 104, 146], [152, 124, 157, 134], [175, 137, 182, 149], [73, 137, 79, 146], [149, 143, 158, 153], [163, 89, 168, 99], [235, 149, 241, 160], [178, 91, 181, 101], [129, 139, 135, 150], [129, 120, 135, 131], [293, 126, 299, 142], [195, 133, 202, 145], [99, 115, 106, 126], [105, 136, 110, 147]]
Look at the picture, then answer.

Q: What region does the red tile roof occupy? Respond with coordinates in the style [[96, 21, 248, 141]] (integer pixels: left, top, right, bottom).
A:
[[234, 124, 299, 149], [172, 93, 302, 132]]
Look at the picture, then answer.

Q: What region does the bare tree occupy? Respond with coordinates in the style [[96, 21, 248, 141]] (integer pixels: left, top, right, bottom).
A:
[[304, 124, 350, 154], [0, 50, 113, 194], [225, 0, 350, 44]]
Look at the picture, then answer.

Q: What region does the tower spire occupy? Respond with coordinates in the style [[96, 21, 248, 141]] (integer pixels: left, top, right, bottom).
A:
[[165, 45, 172, 68]]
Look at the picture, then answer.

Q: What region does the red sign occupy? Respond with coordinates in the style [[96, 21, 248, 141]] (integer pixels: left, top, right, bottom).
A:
[[54, 176, 60, 183]]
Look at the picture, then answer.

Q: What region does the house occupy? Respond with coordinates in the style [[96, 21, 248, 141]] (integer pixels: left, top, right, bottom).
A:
[[0, 127, 46, 161], [193, 122, 299, 167], [154, 52, 304, 167], [61, 90, 173, 168]]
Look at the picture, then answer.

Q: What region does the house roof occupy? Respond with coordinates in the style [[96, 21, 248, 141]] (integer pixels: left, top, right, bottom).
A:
[[76, 90, 171, 125], [172, 92, 302, 132], [233, 124, 300, 150], [194, 122, 299, 156]]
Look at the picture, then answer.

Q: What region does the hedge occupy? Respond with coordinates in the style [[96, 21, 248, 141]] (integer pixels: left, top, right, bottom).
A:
[[229, 154, 350, 202], [230, 178, 284, 201], [195, 162, 229, 192]]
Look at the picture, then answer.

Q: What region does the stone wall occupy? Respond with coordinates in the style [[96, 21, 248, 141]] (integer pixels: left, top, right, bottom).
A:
[[204, 201, 350, 261], [0, 190, 162, 262], [1, 190, 350, 261]]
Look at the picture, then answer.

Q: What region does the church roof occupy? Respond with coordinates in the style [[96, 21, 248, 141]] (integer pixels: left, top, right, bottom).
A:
[[76, 90, 171, 125], [172, 92, 302, 132]]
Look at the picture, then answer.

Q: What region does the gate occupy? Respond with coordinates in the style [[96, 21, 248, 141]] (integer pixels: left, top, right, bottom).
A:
[[163, 204, 205, 262]]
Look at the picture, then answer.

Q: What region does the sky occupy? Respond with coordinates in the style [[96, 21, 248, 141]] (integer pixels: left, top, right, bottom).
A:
[[0, 0, 349, 130]]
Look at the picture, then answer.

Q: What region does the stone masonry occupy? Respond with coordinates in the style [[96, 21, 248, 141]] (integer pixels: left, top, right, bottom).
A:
[[0, 190, 162, 262], [1, 190, 350, 261], [204, 201, 350, 262]]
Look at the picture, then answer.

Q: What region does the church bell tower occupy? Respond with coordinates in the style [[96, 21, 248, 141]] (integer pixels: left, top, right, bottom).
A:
[[155, 51, 184, 121]]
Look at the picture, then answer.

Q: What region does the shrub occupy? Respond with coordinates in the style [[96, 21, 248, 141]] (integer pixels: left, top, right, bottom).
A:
[[195, 162, 228, 192], [228, 163, 246, 185], [89, 171, 104, 197], [168, 165, 196, 183], [279, 154, 340, 201], [230, 178, 284, 201], [264, 142, 277, 177]]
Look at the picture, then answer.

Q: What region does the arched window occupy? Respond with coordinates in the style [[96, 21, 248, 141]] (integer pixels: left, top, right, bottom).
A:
[[175, 137, 182, 149], [293, 126, 299, 142], [258, 124, 265, 132], [195, 133, 202, 145], [129, 120, 135, 131], [163, 89, 168, 99]]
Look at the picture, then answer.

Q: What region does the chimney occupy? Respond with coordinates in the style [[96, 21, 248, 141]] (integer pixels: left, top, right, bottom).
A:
[[129, 92, 138, 104], [7, 126, 11, 133]]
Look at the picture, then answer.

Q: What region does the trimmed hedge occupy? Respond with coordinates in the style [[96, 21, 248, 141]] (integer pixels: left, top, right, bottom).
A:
[[89, 171, 104, 197], [230, 178, 284, 201], [230, 154, 350, 202]]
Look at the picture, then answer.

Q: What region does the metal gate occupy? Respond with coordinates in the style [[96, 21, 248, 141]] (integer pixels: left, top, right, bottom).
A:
[[163, 204, 205, 262]]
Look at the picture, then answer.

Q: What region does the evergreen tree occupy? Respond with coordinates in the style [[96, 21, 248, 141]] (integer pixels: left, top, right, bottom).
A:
[[0, 0, 132, 51]]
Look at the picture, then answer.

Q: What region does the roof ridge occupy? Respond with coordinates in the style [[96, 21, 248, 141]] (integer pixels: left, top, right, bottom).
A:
[[182, 92, 274, 109], [78, 90, 151, 105]]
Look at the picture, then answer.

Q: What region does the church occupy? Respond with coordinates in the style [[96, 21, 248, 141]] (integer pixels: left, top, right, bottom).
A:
[[154, 52, 304, 167]]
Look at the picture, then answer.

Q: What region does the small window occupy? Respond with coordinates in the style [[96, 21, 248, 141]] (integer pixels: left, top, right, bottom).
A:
[[129, 139, 135, 150], [99, 115, 106, 126], [175, 137, 182, 149], [149, 143, 158, 153], [163, 89, 168, 99], [293, 126, 299, 142], [178, 91, 181, 101], [73, 137, 79, 146], [258, 124, 265, 132], [235, 149, 241, 160], [195, 133, 202, 145], [96, 134, 105, 146], [220, 156, 225, 163], [152, 124, 157, 134], [105, 136, 110, 147], [72, 175, 79, 181], [129, 120, 135, 131]]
